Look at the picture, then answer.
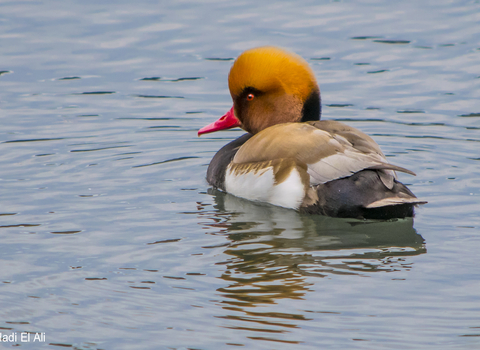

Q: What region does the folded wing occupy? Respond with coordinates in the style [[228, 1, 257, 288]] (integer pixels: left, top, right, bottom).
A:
[[232, 121, 415, 190]]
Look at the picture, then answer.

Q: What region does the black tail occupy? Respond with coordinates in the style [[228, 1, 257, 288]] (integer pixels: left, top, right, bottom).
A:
[[301, 170, 425, 219]]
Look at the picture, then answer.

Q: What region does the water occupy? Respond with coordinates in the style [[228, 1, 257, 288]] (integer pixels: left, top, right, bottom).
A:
[[0, 0, 479, 349]]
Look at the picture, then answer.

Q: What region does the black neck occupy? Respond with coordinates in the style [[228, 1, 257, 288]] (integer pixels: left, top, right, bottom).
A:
[[301, 88, 321, 122]]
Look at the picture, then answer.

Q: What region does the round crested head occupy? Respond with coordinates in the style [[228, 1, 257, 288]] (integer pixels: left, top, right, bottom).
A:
[[227, 46, 320, 134], [228, 46, 317, 101]]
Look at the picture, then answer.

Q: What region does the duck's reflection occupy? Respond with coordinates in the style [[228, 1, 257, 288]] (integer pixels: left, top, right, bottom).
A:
[[197, 190, 426, 340], [200, 190, 426, 307]]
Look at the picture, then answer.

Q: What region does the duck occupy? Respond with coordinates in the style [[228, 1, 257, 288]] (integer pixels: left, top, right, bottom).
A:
[[198, 46, 426, 219]]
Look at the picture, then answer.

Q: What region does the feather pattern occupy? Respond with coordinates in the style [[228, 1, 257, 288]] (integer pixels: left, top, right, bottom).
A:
[[233, 122, 415, 190]]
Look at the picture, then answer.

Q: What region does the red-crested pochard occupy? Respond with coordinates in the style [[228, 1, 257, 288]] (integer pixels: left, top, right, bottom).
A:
[[199, 46, 426, 219]]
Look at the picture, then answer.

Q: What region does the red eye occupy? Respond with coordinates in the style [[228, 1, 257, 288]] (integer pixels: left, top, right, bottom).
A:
[[246, 93, 254, 101]]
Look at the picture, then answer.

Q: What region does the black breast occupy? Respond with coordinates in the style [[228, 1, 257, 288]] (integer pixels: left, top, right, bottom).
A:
[[206, 133, 253, 191]]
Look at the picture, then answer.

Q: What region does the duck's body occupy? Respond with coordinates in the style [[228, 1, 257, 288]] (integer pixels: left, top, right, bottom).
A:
[[199, 46, 425, 219]]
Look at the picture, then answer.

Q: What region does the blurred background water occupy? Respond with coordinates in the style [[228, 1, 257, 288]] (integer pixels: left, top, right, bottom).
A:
[[0, 0, 479, 349]]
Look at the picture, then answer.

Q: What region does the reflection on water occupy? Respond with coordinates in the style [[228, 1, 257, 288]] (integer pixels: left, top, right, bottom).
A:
[[198, 189, 425, 337]]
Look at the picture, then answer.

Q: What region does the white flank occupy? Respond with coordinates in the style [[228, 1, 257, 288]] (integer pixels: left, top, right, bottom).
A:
[[269, 168, 305, 209], [225, 166, 275, 204], [225, 165, 305, 210]]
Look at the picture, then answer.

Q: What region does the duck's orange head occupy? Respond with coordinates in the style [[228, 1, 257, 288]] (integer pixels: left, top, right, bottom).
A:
[[198, 46, 321, 136]]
